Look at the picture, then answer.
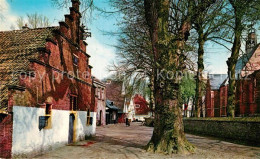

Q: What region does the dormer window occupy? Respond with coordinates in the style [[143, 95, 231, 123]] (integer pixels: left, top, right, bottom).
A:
[[86, 109, 92, 126], [73, 54, 79, 66]]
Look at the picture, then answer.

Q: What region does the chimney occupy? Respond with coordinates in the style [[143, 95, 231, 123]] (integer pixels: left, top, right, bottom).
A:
[[22, 24, 30, 30], [71, 0, 80, 12]]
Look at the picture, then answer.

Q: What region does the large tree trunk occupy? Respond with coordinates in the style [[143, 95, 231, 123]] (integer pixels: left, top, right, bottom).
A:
[[144, 0, 194, 154], [227, 4, 243, 118], [149, 73, 155, 116], [195, 29, 205, 117]]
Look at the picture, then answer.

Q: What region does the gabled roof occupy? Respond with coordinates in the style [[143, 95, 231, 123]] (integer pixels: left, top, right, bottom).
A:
[[235, 44, 260, 75], [133, 94, 150, 115], [0, 27, 58, 111], [208, 74, 228, 90]]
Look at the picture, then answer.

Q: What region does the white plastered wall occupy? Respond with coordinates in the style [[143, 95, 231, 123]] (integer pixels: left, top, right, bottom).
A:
[[12, 106, 96, 157]]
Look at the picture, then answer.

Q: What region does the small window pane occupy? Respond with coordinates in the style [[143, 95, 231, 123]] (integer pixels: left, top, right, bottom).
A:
[[73, 55, 79, 65]]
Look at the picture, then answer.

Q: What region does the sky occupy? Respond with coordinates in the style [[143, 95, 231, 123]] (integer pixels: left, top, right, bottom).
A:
[[0, 0, 239, 79]]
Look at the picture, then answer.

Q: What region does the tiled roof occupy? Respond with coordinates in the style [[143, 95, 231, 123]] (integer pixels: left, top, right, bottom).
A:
[[106, 100, 119, 110], [0, 27, 58, 112], [235, 44, 260, 75]]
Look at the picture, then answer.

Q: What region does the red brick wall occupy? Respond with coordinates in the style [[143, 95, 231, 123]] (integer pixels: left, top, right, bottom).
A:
[[1, 1, 94, 158], [219, 85, 228, 117], [237, 74, 259, 116], [0, 114, 13, 158], [205, 79, 214, 117], [206, 72, 260, 117], [8, 1, 93, 112], [213, 90, 220, 117]]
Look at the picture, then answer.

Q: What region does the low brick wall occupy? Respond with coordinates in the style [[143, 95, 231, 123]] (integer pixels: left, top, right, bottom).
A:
[[0, 114, 13, 158], [184, 119, 260, 144]]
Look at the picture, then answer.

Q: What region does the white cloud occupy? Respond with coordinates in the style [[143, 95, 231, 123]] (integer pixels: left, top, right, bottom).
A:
[[0, 0, 18, 31], [87, 36, 116, 80]]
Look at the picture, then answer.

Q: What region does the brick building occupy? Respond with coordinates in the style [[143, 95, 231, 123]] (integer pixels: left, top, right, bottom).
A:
[[126, 94, 151, 121], [133, 94, 151, 121], [205, 30, 260, 117], [105, 80, 127, 123], [236, 71, 260, 116], [234, 29, 260, 116], [0, 1, 96, 157], [93, 77, 106, 126]]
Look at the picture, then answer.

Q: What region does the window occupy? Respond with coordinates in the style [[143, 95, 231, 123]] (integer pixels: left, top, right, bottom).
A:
[[135, 104, 140, 108], [97, 88, 101, 99], [85, 68, 89, 78], [86, 109, 92, 126], [39, 116, 49, 130], [46, 104, 52, 115], [95, 88, 98, 96], [39, 104, 52, 130], [70, 95, 78, 111], [85, 60, 89, 78], [101, 89, 104, 100], [73, 54, 79, 66], [86, 60, 88, 71]]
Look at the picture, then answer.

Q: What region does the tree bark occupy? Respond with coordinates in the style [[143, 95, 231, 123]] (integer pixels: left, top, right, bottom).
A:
[[227, 2, 243, 118], [195, 29, 205, 117], [149, 73, 155, 116], [144, 0, 194, 154]]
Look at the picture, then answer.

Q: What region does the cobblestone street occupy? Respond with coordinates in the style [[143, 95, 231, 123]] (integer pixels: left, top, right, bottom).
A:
[[37, 122, 260, 159]]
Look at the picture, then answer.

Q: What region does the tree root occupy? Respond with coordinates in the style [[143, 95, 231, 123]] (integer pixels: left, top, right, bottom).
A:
[[146, 131, 195, 155]]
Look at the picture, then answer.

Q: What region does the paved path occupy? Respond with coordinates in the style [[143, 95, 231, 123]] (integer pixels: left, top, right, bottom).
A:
[[37, 122, 260, 159]]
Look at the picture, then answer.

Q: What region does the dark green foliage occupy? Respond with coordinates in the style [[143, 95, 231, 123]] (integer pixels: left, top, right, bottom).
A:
[[180, 73, 196, 105]]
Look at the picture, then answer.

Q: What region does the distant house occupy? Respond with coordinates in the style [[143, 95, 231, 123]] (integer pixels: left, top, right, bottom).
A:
[[106, 100, 119, 124], [0, 1, 96, 158], [133, 94, 151, 121], [127, 94, 151, 121], [93, 77, 106, 126], [105, 79, 127, 123]]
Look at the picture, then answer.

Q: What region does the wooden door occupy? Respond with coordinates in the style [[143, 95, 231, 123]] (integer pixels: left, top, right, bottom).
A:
[[68, 114, 75, 143]]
